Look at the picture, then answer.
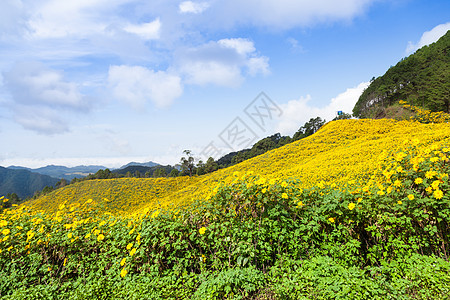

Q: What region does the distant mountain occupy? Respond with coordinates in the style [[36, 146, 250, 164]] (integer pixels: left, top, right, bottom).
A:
[[8, 165, 107, 180], [353, 30, 450, 118], [113, 165, 174, 177], [119, 161, 159, 169], [0, 167, 59, 199]]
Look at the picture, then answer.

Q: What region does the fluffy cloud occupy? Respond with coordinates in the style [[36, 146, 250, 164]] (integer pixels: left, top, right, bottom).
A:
[[406, 22, 450, 54], [123, 19, 161, 40], [108, 65, 183, 109], [179, 1, 210, 14], [277, 82, 369, 135], [2, 62, 90, 134], [177, 38, 269, 87]]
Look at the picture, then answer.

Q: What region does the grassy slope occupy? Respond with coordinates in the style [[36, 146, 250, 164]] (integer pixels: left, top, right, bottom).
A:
[[24, 119, 450, 217]]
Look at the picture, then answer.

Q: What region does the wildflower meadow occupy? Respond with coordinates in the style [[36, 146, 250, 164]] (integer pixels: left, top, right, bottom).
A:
[[1, 109, 450, 299]]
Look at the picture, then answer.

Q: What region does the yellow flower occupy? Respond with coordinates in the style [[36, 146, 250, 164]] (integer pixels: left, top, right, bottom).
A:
[[433, 189, 444, 200], [407, 194, 414, 200], [126, 243, 133, 250], [281, 193, 288, 199], [281, 181, 288, 188], [120, 257, 126, 266], [426, 187, 433, 194], [425, 170, 436, 179], [261, 188, 267, 194], [397, 200, 402, 205], [2, 228, 10, 236], [357, 197, 362, 203], [328, 217, 335, 223], [199, 227, 206, 235], [414, 178, 423, 184], [85, 199, 93, 204], [67, 232, 73, 239], [150, 210, 159, 219], [377, 190, 385, 196], [348, 202, 356, 210], [129, 248, 137, 256], [431, 180, 440, 190], [85, 233, 91, 239], [120, 268, 128, 278], [0, 220, 7, 227], [97, 234, 105, 241], [297, 201, 304, 207], [393, 180, 401, 187]]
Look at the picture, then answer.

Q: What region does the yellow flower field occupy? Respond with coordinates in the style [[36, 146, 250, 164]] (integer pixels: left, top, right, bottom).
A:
[[15, 118, 450, 219]]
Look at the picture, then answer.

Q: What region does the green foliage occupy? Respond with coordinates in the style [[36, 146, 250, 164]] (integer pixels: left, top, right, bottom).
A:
[[218, 133, 291, 168], [1, 144, 450, 298], [353, 30, 450, 117], [292, 117, 325, 141], [193, 267, 265, 300]]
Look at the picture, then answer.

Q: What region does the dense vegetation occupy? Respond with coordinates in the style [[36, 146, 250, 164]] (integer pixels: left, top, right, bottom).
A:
[[1, 106, 450, 299], [353, 30, 449, 118]]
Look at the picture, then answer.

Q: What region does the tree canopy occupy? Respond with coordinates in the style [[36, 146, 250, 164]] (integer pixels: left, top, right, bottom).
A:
[[353, 30, 450, 118]]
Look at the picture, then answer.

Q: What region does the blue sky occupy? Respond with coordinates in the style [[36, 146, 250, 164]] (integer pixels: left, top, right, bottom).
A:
[[0, 0, 449, 168]]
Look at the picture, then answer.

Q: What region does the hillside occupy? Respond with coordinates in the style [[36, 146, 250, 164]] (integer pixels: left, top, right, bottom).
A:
[[353, 30, 450, 118], [3, 117, 450, 298], [0, 167, 59, 199], [24, 118, 450, 217]]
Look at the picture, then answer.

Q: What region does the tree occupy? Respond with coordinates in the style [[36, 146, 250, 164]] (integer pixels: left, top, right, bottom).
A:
[[56, 178, 68, 189], [196, 160, 206, 176], [293, 117, 326, 141], [169, 169, 180, 177], [180, 150, 196, 176], [204, 157, 219, 173]]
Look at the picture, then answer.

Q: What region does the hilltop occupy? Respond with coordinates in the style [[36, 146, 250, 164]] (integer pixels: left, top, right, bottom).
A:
[[353, 30, 450, 118]]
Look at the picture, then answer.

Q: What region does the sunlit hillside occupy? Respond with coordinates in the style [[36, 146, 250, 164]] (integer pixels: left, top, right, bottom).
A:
[[24, 118, 450, 217]]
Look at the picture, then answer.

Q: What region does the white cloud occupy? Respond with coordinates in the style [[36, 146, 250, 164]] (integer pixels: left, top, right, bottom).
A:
[[108, 65, 183, 109], [179, 1, 210, 14], [177, 38, 269, 87], [406, 22, 450, 54], [26, 0, 133, 39], [2, 61, 90, 134], [218, 38, 255, 55], [3, 62, 89, 110], [123, 18, 161, 40], [247, 57, 270, 76], [277, 82, 369, 135], [206, 0, 377, 30], [12, 105, 69, 134]]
